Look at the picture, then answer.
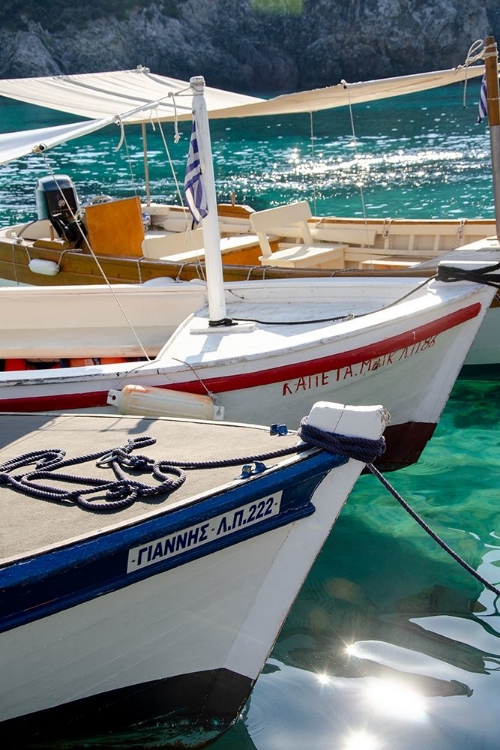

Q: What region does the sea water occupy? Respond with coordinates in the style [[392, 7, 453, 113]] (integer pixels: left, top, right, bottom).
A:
[[1, 83, 499, 749]]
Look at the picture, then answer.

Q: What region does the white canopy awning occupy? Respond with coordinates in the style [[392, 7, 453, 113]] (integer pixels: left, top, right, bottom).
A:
[[0, 64, 489, 165], [0, 67, 263, 123], [0, 118, 116, 166], [0, 64, 486, 124]]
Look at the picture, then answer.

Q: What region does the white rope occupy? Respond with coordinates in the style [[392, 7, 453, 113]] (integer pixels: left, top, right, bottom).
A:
[[153, 111, 191, 220], [309, 111, 318, 216], [462, 39, 485, 108], [168, 91, 181, 144]]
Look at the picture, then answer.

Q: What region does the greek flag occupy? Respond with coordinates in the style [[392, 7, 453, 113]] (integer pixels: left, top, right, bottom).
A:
[[184, 118, 208, 223], [477, 75, 488, 124]]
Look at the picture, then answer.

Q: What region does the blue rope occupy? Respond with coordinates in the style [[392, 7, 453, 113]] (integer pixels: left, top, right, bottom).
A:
[[296, 419, 500, 598], [0, 437, 185, 512], [298, 417, 387, 464], [0, 420, 386, 513]]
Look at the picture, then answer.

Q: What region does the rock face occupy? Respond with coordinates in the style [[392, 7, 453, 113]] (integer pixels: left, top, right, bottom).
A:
[[0, 0, 498, 91]]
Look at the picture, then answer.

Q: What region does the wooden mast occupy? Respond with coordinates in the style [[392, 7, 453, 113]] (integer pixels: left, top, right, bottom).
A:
[[484, 36, 500, 238]]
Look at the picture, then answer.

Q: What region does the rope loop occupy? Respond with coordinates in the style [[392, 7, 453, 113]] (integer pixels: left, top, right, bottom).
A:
[[437, 262, 500, 288], [298, 417, 386, 463]]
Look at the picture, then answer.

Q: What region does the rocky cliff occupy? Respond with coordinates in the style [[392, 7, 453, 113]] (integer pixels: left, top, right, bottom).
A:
[[0, 0, 498, 91]]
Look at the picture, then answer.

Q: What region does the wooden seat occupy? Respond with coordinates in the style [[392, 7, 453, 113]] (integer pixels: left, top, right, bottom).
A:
[[250, 201, 348, 268], [142, 228, 205, 259], [359, 257, 419, 270], [311, 224, 377, 246]]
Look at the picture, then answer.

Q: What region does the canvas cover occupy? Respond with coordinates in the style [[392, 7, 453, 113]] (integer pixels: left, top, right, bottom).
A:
[[0, 64, 487, 164], [0, 64, 486, 123]]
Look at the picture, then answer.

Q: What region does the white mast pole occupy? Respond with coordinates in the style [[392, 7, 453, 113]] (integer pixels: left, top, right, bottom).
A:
[[190, 75, 228, 325]]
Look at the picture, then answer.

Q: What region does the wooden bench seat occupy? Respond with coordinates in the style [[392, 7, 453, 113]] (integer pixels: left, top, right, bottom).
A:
[[250, 200, 349, 268], [259, 243, 348, 268], [359, 257, 419, 270]]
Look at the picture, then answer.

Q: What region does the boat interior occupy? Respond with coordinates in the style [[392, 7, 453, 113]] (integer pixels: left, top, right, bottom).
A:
[[0, 186, 495, 280]]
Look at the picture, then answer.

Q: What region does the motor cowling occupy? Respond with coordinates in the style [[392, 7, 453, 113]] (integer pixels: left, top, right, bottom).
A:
[[35, 175, 85, 244], [36, 174, 79, 223]]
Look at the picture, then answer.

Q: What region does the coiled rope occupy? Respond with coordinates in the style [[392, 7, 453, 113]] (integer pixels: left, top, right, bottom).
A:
[[0, 420, 385, 513]]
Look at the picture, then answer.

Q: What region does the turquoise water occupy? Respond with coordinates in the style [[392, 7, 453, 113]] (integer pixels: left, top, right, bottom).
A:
[[1, 84, 500, 749], [215, 379, 500, 749], [0, 83, 494, 223]]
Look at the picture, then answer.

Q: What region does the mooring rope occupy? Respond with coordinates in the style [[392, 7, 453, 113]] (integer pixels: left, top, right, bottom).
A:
[[299, 419, 500, 597], [437, 261, 500, 288], [366, 462, 500, 598]]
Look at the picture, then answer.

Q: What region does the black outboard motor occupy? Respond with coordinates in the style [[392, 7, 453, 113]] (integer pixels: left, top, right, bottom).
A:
[[35, 175, 85, 245]]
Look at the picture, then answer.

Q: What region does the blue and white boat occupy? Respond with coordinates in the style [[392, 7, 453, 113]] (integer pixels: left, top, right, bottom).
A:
[[0, 400, 387, 749]]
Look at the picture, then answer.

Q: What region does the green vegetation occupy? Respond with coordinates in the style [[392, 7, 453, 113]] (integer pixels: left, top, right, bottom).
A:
[[251, 0, 303, 15]]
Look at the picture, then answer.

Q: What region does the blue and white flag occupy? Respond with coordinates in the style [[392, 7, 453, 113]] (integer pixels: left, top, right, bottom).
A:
[[477, 75, 488, 124], [184, 118, 208, 223]]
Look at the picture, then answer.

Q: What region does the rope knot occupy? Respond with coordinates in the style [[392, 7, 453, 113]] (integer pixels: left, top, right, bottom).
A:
[[106, 482, 132, 500], [124, 454, 154, 471]]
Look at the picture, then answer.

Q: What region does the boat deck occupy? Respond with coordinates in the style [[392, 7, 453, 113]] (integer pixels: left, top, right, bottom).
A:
[[0, 413, 300, 565]]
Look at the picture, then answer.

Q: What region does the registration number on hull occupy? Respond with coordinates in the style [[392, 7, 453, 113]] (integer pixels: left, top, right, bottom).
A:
[[127, 492, 283, 573]]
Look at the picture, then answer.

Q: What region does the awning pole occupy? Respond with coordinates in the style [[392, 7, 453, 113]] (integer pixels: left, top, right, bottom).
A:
[[141, 122, 151, 206], [485, 36, 500, 239]]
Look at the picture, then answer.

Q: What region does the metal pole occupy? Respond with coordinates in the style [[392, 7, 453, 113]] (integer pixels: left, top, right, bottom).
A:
[[484, 36, 500, 239], [141, 122, 151, 206], [190, 76, 228, 324]]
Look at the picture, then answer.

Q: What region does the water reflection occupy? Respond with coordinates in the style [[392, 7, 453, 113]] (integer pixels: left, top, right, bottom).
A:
[[343, 730, 380, 750], [244, 422, 500, 749]]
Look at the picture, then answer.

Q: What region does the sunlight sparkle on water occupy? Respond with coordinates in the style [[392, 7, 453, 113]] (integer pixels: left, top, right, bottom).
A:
[[365, 678, 427, 721], [342, 730, 380, 750], [316, 672, 330, 685]]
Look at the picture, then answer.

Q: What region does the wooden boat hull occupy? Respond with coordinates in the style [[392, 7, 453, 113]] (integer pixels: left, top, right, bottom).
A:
[[0, 214, 495, 286]]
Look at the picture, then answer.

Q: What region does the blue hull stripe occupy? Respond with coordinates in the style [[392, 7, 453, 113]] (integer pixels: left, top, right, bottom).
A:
[[0, 451, 346, 632]]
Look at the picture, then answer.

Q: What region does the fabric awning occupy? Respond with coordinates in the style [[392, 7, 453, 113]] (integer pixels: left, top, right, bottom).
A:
[[0, 64, 486, 124], [0, 64, 488, 165], [0, 118, 116, 165]]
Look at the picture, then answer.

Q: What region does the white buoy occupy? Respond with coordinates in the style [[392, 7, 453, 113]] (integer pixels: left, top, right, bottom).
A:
[[107, 384, 224, 420], [307, 401, 390, 440], [28, 259, 59, 276]]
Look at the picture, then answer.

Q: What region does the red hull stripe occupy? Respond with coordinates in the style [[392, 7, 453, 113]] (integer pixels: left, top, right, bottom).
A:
[[0, 302, 482, 412]]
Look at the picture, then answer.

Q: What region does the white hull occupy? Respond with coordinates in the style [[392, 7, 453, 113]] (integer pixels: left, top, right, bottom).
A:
[[464, 302, 500, 367], [0, 279, 207, 359], [0, 273, 493, 468], [0, 402, 387, 746]]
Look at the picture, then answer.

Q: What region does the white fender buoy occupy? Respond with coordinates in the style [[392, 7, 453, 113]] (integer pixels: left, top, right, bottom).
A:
[[28, 259, 59, 276], [107, 384, 224, 420]]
